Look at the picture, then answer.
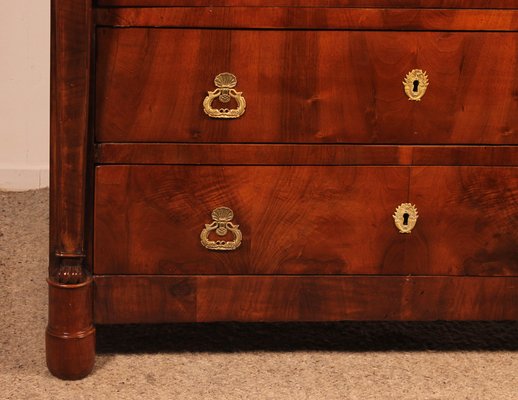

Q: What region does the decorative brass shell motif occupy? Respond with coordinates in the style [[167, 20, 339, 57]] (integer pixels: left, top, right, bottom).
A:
[[203, 73, 246, 119], [200, 207, 242, 250], [403, 69, 429, 101], [393, 203, 419, 234]]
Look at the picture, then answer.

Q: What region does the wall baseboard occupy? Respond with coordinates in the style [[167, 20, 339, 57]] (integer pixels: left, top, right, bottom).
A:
[[0, 167, 49, 191]]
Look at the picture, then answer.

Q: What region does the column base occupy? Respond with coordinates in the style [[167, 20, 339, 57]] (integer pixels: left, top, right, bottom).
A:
[[46, 277, 95, 380]]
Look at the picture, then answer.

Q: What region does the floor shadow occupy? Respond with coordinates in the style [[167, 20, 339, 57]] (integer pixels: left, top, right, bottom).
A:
[[96, 321, 518, 354]]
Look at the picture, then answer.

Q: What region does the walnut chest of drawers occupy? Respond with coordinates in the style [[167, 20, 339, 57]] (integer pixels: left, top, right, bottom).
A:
[[47, 0, 518, 379]]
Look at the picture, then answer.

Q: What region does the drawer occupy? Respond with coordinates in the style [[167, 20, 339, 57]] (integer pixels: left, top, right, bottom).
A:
[[96, 29, 518, 144], [93, 165, 518, 276]]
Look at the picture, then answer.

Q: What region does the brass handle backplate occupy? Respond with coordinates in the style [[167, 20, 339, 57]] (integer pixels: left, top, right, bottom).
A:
[[203, 73, 246, 119], [200, 207, 242, 251], [403, 69, 429, 101], [393, 203, 418, 234]]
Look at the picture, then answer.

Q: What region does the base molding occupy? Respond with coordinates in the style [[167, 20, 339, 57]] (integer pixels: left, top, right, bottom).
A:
[[0, 167, 49, 191], [94, 275, 518, 324]]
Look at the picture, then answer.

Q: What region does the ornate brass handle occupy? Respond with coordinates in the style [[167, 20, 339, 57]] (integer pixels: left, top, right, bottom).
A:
[[393, 203, 418, 234], [200, 207, 242, 251], [403, 69, 429, 101], [203, 73, 246, 119]]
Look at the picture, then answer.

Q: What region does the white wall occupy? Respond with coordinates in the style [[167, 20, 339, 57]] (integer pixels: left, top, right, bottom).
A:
[[0, 1, 50, 190]]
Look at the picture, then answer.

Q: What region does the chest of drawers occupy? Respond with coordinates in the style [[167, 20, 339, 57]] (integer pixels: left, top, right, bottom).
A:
[[47, 0, 518, 379]]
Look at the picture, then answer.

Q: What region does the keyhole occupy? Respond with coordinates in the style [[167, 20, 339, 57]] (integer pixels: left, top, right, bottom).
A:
[[412, 80, 420, 93], [402, 213, 410, 226]]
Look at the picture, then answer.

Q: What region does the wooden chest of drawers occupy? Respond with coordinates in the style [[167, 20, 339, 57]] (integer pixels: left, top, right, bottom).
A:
[[47, 0, 518, 379]]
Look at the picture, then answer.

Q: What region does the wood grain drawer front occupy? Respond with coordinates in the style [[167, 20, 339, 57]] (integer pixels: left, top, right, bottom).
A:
[[94, 165, 409, 275], [405, 167, 518, 276], [96, 29, 518, 144], [94, 166, 518, 276]]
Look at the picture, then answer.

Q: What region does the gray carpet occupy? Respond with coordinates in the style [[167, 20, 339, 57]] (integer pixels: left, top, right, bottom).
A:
[[1, 188, 517, 399]]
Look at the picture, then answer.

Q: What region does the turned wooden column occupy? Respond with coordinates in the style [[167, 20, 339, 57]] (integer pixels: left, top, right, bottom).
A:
[[46, 0, 94, 380]]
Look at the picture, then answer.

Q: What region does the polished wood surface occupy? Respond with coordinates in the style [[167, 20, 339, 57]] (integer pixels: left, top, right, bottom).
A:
[[94, 276, 196, 323], [96, 29, 518, 144], [95, 7, 518, 30], [94, 165, 518, 276], [94, 275, 518, 324], [46, 278, 95, 380], [94, 165, 408, 275], [97, 0, 518, 8], [48, 0, 95, 380], [51, 1, 518, 380], [406, 167, 518, 276], [50, 0, 92, 276], [96, 143, 518, 166]]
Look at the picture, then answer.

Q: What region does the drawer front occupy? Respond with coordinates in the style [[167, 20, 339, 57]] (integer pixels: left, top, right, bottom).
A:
[[94, 165, 518, 276], [94, 165, 409, 274], [96, 29, 518, 144]]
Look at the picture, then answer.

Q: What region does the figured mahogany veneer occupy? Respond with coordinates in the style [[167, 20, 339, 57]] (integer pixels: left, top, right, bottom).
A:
[[94, 165, 408, 275], [49, 0, 518, 380], [95, 143, 518, 166], [93, 275, 518, 324], [96, 29, 518, 144], [97, 0, 518, 8], [95, 8, 518, 30], [94, 165, 518, 276]]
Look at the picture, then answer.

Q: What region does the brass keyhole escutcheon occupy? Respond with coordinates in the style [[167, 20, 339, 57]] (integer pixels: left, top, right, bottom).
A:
[[393, 203, 418, 234], [403, 69, 429, 101], [203, 73, 246, 119], [200, 207, 242, 251]]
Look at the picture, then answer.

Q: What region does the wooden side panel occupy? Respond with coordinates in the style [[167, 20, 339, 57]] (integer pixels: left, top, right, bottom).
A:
[[95, 29, 518, 144], [407, 167, 518, 276], [96, 0, 518, 8], [93, 275, 518, 323], [94, 165, 409, 275]]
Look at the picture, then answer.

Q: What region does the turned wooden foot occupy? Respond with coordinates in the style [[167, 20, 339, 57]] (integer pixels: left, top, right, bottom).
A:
[[46, 277, 95, 380]]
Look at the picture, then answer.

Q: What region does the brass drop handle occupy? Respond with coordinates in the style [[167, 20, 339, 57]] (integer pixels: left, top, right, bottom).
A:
[[203, 73, 246, 119], [393, 203, 418, 234], [200, 207, 242, 251], [403, 69, 429, 101]]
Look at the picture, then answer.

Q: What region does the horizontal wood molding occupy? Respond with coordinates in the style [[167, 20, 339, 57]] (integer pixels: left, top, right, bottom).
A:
[[94, 275, 518, 323], [95, 144, 518, 166], [96, 1, 518, 9], [95, 8, 518, 31]]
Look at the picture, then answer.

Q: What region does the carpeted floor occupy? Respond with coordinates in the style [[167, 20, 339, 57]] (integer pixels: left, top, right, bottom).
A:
[[1, 189, 517, 399]]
